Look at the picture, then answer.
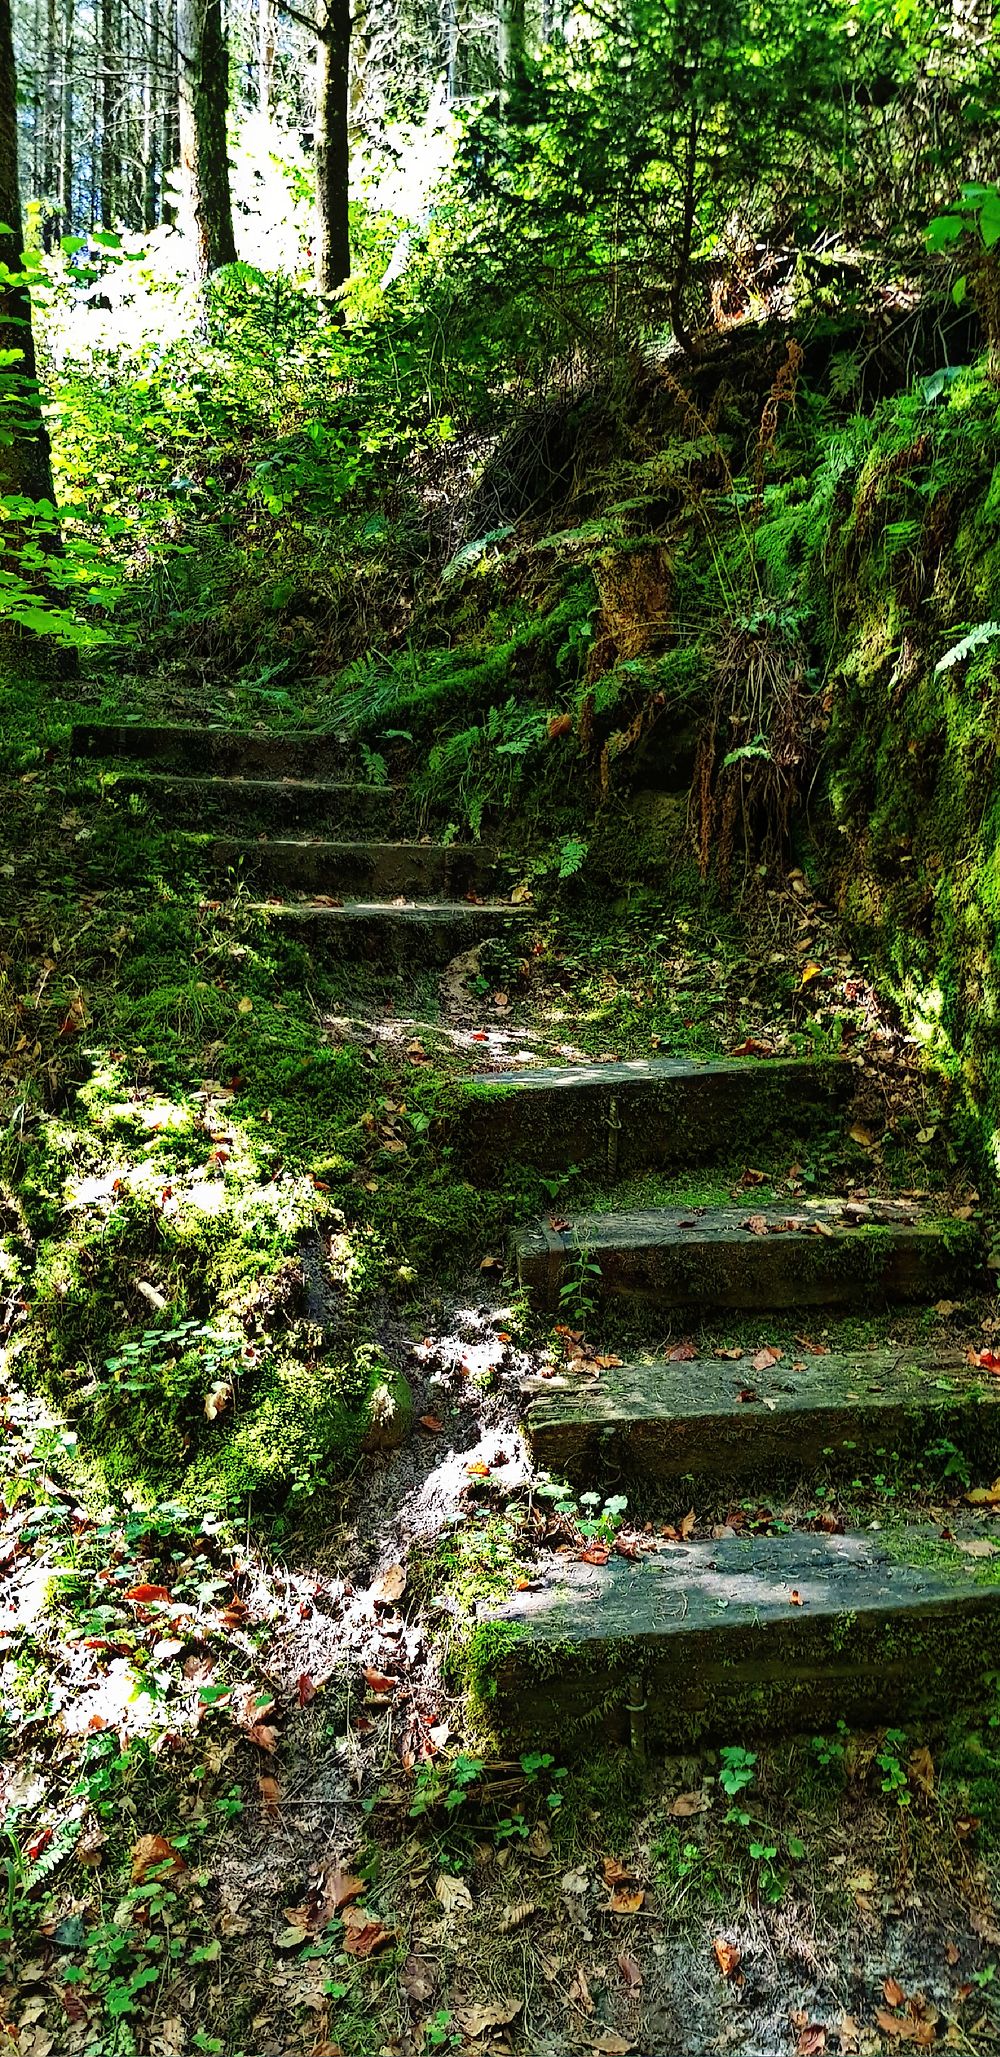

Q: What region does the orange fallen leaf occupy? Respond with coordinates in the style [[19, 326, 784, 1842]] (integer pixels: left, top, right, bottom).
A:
[[609, 1886, 645, 1914], [124, 1583, 171, 1604], [258, 1775, 280, 1817], [713, 1938, 741, 1978], [752, 1346, 782, 1371], [371, 1564, 406, 1604], [580, 1543, 610, 1565], [884, 1978, 906, 2008], [364, 1667, 396, 1694], [342, 1906, 393, 1957], [298, 1673, 316, 1707], [131, 1833, 185, 1883], [419, 1414, 444, 1432], [327, 1867, 366, 1913], [247, 1723, 279, 1752]]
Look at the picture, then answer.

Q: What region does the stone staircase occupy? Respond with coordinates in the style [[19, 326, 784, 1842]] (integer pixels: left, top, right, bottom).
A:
[[73, 720, 1000, 1754]]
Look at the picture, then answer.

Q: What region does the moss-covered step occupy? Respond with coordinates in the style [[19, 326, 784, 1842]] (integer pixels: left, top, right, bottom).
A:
[[71, 722, 355, 781], [515, 1200, 981, 1313], [253, 900, 526, 966], [194, 837, 502, 898], [525, 1346, 1000, 1483], [460, 1055, 848, 1176], [97, 771, 397, 835], [470, 1530, 1000, 1751]]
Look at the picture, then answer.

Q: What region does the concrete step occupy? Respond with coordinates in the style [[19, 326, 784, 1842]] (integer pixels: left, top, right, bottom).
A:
[[97, 771, 397, 835], [193, 836, 502, 899], [469, 1530, 1000, 1752], [460, 1055, 848, 1176], [515, 1200, 981, 1313], [525, 1345, 1000, 1483], [255, 899, 526, 967], [71, 721, 357, 781]]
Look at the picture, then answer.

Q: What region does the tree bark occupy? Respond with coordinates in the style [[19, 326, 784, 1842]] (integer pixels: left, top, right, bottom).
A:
[[497, 0, 525, 98], [177, 0, 237, 277], [314, 0, 351, 296], [0, 0, 57, 506], [258, 0, 274, 111], [142, 0, 160, 228], [100, 0, 117, 225], [60, 0, 75, 238]]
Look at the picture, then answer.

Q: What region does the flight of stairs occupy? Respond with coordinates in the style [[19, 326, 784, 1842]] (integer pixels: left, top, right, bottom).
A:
[[73, 720, 1000, 1755]]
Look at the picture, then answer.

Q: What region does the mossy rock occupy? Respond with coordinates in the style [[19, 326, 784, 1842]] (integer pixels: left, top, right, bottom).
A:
[[361, 1370, 415, 1453]]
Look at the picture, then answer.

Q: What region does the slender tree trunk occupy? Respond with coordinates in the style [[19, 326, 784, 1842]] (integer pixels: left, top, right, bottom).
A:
[[0, 0, 72, 678], [669, 102, 700, 357], [162, 0, 179, 223], [314, 0, 350, 296], [142, 0, 160, 228], [177, 0, 237, 277], [258, 0, 274, 111], [497, 0, 524, 97], [42, 0, 59, 240], [60, 0, 74, 237], [0, 0, 56, 505], [100, 0, 116, 224], [90, 0, 100, 225]]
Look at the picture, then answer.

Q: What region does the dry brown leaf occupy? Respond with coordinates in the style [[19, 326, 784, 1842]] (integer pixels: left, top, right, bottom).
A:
[[908, 1746, 935, 1795], [454, 2001, 521, 2037], [669, 1790, 705, 1817], [371, 1563, 406, 1604], [875, 2010, 918, 2043], [884, 1978, 907, 2008], [434, 1872, 473, 1914], [327, 1867, 366, 1913], [837, 2018, 861, 2054], [713, 1937, 741, 1978], [497, 1901, 538, 1932], [246, 1723, 279, 1752], [608, 1886, 645, 1914], [752, 1346, 782, 1371], [131, 1833, 185, 1883], [679, 1508, 696, 1540], [258, 1774, 280, 1817], [586, 2038, 633, 2056], [617, 1953, 642, 1989], [795, 2027, 826, 2056], [342, 1909, 392, 1957], [601, 1856, 633, 1885]]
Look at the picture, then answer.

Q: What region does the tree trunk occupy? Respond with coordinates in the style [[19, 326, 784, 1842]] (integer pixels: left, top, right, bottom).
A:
[[314, 0, 351, 296], [0, 0, 57, 506], [497, 0, 524, 97], [143, 0, 160, 228], [161, 0, 180, 223], [42, 0, 59, 239], [177, 0, 237, 278], [60, 0, 74, 238], [100, 0, 116, 225], [258, 0, 274, 112], [0, 0, 72, 676]]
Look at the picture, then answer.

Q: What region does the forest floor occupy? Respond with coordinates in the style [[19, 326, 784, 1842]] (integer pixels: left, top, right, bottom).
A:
[[3, 669, 1000, 2057]]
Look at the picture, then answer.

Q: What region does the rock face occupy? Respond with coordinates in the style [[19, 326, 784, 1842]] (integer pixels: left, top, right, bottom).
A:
[[362, 1370, 415, 1453]]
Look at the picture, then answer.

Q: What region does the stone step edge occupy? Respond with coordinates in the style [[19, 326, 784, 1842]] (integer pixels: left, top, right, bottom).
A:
[[524, 1345, 1000, 1478], [514, 1201, 981, 1311], [465, 1528, 1000, 1750]]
